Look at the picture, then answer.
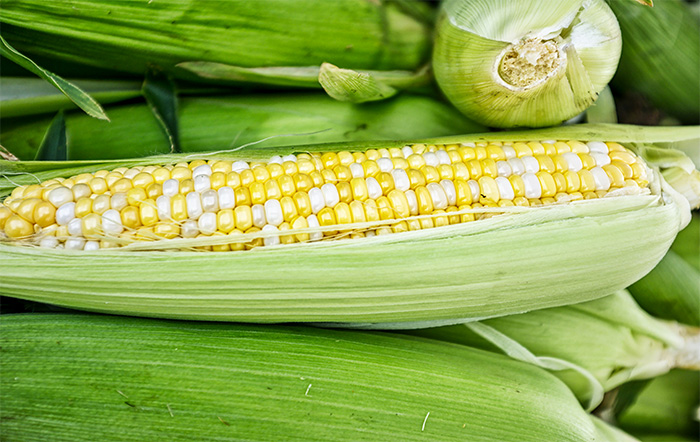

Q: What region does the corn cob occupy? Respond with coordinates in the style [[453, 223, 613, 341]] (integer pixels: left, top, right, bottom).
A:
[[0, 125, 693, 325], [0, 93, 485, 161], [0, 313, 639, 442], [0, 0, 430, 86], [409, 290, 700, 410]]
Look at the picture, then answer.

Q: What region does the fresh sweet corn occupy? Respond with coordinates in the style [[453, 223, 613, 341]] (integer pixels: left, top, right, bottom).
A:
[[0, 140, 651, 250], [0, 313, 639, 442], [0, 126, 692, 326]]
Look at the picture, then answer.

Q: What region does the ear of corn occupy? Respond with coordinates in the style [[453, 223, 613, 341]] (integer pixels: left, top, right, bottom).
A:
[[607, 0, 700, 124], [0, 313, 629, 442], [613, 370, 700, 440], [408, 291, 699, 409], [0, 0, 430, 88], [432, 0, 621, 128], [0, 124, 694, 326], [0, 93, 485, 161]]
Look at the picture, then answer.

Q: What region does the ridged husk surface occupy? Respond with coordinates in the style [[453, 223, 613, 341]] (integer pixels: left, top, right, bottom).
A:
[[0, 313, 625, 442]]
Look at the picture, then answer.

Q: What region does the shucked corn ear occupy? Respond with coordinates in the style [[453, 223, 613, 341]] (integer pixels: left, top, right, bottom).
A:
[[410, 290, 700, 410], [0, 0, 429, 87], [0, 124, 694, 327], [0, 313, 639, 442], [1, 93, 484, 161]]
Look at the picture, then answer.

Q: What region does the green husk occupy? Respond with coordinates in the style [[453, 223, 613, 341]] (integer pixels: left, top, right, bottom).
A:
[[0, 313, 631, 442], [629, 251, 700, 327], [607, 0, 700, 124], [586, 86, 618, 124], [409, 291, 699, 409], [0, 0, 430, 89], [0, 125, 694, 327], [0, 93, 485, 161], [628, 212, 699, 326], [671, 212, 700, 270], [615, 370, 700, 439]]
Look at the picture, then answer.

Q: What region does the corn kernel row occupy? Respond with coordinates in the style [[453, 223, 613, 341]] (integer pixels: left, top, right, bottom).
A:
[[0, 140, 650, 250]]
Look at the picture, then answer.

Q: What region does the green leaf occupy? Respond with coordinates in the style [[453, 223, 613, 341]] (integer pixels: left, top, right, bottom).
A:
[[318, 63, 398, 103], [176, 62, 432, 94], [34, 111, 67, 161], [0, 36, 109, 121], [0, 77, 142, 118], [142, 68, 180, 153]]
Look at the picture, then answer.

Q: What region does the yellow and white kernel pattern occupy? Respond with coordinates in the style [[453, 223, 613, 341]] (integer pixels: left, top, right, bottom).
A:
[[0, 140, 650, 251]]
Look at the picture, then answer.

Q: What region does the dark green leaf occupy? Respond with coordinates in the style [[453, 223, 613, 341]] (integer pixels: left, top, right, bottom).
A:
[[142, 68, 180, 153], [34, 111, 67, 161]]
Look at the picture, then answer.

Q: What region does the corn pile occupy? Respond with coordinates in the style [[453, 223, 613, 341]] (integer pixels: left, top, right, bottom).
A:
[[0, 0, 698, 441]]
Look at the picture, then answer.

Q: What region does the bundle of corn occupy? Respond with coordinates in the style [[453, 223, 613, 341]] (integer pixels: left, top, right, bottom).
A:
[[607, 0, 700, 124], [409, 290, 700, 410], [0, 313, 640, 442], [432, 0, 622, 127], [0, 125, 694, 326], [0, 0, 431, 91], [0, 93, 485, 160]]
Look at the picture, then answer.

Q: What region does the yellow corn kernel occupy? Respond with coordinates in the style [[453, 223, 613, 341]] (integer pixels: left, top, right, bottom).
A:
[[127, 187, 147, 206], [81, 213, 102, 240], [216, 209, 236, 234], [209, 172, 226, 190], [278, 175, 296, 197], [16, 198, 41, 223], [291, 216, 310, 243], [387, 189, 410, 218], [234, 206, 253, 231], [337, 182, 353, 204], [4, 215, 34, 239], [74, 197, 94, 219], [407, 169, 426, 188], [226, 172, 242, 189], [292, 191, 312, 218], [33, 201, 56, 228], [179, 179, 194, 195], [120, 206, 141, 230], [170, 194, 188, 222], [234, 187, 252, 206], [264, 179, 283, 200]]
